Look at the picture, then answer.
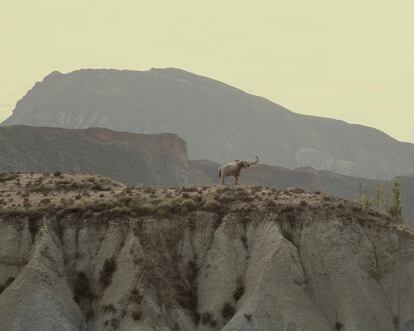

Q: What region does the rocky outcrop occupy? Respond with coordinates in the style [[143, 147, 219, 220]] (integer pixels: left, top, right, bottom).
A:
[[0, 174, 413, 330], [3, 68, 414, 180]]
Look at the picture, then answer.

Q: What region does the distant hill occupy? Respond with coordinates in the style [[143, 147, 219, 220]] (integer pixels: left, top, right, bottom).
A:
[[3, 68, 414, 180], [0, 125, 207, 187], [1, 125, 412, 223]]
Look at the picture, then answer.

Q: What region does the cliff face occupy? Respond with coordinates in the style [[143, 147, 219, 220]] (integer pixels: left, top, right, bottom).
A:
[[0, 174, 413, 331], [0, 126, 208, 186], [3, 68, 414, 180]]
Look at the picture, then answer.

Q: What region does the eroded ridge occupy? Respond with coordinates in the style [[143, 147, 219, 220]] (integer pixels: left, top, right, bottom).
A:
[[0, 173, 413, 331]]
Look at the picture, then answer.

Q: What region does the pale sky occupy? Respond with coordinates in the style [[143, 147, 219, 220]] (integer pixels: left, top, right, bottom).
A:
[[1, 1, 414, 141]]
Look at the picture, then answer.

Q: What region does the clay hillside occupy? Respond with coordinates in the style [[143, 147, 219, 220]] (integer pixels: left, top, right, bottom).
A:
[[3, 68, 414, 180], [0, 173, 413, 331]]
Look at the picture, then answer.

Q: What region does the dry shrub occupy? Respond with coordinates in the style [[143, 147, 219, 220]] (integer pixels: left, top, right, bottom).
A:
[[180, 199, 198, 212], [202, 199, 221, 212], [221, 302, 235, 320], [99, 257, 117, 289]]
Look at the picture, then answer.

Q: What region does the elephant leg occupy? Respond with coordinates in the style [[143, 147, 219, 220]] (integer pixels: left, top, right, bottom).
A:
[[234, 175, 239, 186]]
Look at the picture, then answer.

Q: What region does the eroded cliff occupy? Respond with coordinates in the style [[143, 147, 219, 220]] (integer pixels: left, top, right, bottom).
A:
[[0, 173, 413, 331]]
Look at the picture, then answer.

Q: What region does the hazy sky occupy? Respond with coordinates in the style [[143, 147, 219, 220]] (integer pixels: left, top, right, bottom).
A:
[[1, 1, 413, 141]]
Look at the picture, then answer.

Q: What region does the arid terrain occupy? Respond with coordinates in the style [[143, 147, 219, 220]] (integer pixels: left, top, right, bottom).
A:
[[0, 173, 413, 330], [1, 125, 414, 225]]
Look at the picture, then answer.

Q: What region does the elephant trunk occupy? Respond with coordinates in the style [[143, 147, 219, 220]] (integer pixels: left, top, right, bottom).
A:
[[248, 156, 259, 166]]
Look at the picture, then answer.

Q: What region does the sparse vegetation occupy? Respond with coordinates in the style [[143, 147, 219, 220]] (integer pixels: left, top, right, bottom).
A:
[[99, 256, 117, 289], [110, 318, 119, 329], [233, 280, 245, 302], [0, 173, 18, 183], [388, 180, 403, 223], [201, 312, 217, 326], [335, 321, 344, 330], [0, 277, 15, 294], [202, 198, 221, 211], [72, 271, 96, 321], [241, 235, 248, 249], [40, 198, 51, 205], [201, 312, 212, 324], [129, 288, 143, 305], [102, 304, 116, 314], [180, 198, 197, 212], [221, 302, 235, 320], [156, 200, 175, 215], [28, 217, 40, 240], [132, 311, 142, 321], [244, 313, 252, 321], [393, 316, 400, 328], [73, 271, 95, 304]]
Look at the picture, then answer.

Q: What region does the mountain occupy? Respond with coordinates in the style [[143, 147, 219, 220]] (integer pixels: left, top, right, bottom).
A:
[[3, 68, 414, 180], [0, 173, 413, 331], [1, 125, 413, 224], [0, 125, 208, 187]]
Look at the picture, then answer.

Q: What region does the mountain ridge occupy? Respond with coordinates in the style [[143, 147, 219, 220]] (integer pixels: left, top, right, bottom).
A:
[[4, 68, 414, 180]]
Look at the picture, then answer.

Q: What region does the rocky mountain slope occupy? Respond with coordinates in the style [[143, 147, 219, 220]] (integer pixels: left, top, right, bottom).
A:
[[0, 125, 208, 187], [3, 68, 414, 180], [0, 173, 413, 331]]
